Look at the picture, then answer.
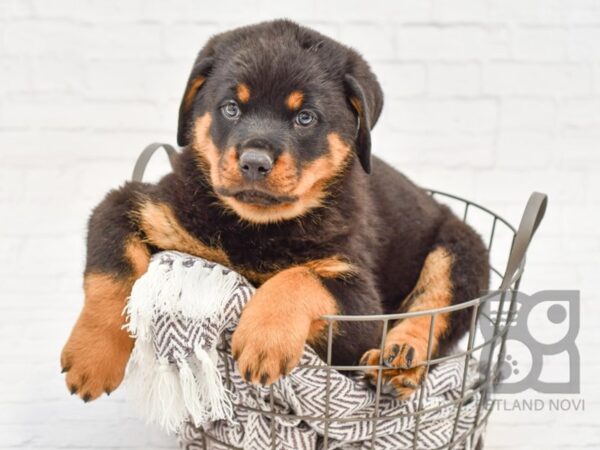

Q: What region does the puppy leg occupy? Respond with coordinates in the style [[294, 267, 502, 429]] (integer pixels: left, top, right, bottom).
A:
[[232, 263, 383, 385], [61, 185, 150, 402], [231, 266, 336, 385], [362, 211, 489, 399]]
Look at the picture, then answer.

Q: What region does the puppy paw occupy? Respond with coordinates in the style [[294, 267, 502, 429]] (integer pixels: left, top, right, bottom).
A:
[[61, 319, 133, 402], [231, 265, 335, 386], [360, 337, 429, 400], [231, 311, 307, 386], [231, 321, 306, 386]]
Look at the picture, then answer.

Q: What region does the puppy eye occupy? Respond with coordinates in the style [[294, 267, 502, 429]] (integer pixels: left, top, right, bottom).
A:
[[295, 110, 316, 127], [221, 101, 241, 120]]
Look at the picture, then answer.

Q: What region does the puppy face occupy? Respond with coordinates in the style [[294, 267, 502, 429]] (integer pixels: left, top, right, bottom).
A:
[[178, 20, 383, 223]]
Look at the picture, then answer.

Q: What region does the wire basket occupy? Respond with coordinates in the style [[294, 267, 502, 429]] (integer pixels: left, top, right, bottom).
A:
[[132, 145, 548, 450], [198, 191, 547, 450]]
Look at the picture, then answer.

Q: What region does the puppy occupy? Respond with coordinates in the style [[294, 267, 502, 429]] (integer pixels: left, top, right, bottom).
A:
[[61, 19, 489, 402]]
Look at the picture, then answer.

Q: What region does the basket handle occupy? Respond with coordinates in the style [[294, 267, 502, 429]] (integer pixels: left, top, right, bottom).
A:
[[499, 192, 548, 290], [131, 142, 179, 182]]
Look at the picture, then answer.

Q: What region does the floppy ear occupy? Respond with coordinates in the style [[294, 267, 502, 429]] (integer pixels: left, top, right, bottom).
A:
[[177, 57, 214, 147], [344, 73, 383, 174]]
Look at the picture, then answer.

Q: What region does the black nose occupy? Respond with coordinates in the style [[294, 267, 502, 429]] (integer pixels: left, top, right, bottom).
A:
[[239, 149, 273, 180]]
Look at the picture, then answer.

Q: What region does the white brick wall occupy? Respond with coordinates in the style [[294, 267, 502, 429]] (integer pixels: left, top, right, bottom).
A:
[[1, 1, 599, 448]]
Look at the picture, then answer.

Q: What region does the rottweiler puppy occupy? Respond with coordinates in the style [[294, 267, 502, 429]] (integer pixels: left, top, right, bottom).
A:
[[61, 19, 489, 402]]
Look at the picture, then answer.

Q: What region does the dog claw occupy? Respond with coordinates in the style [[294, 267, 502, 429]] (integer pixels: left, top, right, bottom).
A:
[[405, 347, 415, 368], [82, 393, 92, 403], [260, 373, 268, 385], [280, 356, 290, 376], [359, 353, 369, 366], [384, 344, 401, 366]]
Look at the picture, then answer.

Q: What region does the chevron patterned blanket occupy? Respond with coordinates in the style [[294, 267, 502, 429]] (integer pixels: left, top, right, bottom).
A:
[[124, 251, 485, 450]]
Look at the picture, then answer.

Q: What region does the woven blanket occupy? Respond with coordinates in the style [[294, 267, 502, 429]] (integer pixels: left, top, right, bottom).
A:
[[124, 251, 486, 450]]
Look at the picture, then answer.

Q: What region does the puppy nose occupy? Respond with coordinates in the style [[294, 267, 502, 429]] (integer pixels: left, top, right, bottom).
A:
[[239, 149, 273, 180]]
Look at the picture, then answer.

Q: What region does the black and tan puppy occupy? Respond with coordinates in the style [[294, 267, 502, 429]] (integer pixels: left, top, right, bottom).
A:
[[61, 20, 489, 402]]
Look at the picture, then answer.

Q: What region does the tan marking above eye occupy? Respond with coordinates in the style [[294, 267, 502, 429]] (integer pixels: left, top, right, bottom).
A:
[[237, 83, 251, 103], [286, 91, 304, 110]]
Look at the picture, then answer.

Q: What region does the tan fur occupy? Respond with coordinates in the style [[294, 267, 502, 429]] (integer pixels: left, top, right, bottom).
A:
[[304, 255, 357, 279], [349, 96, 363, 116], [286, 90, 304, 110], [231, 266, 339, 385], [238, 255, 357, 287], [183, 76, 206, 112], [220, 194, 321, 224], [137, 200, 231, 266], [193, 115, 243, 189], [267, 152, 298, 191], [237, 83, 250, 103], [61, 273, 135, 401], [291, 132, 351, 197], [61, 235, 153, 401], [361, 247, 454, 399], [192, 113, 221, 183], [219, 132, 352, 223], [191, 111, 353, 223], [395, 246, 454, 347], [125, 237, 150, 276], [218, 146, 243, 186]]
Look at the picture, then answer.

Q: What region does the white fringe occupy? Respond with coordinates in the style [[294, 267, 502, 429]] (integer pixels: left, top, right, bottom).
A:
[[124, 252, 237, 434]]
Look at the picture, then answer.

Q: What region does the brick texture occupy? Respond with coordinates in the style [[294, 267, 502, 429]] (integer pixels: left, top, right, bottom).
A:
[[1, 1, 598, 449]]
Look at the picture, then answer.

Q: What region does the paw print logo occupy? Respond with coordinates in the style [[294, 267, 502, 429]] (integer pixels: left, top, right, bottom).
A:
[[479, 290, 580, 394], [499, 354, 520, 380]]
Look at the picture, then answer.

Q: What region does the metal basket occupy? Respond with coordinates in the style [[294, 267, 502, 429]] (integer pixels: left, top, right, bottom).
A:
[[132, 145, 548, 450]]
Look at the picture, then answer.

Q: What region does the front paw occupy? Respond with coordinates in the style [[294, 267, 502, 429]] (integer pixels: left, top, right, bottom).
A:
[[61, 319, 133, 402], [231, 318, 306, 386], [360, 338, 428, 400]]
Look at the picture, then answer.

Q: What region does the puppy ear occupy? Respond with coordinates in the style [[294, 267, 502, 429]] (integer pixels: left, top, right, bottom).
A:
[[177, 57, 214, 147], [344, 73, 383, 174]]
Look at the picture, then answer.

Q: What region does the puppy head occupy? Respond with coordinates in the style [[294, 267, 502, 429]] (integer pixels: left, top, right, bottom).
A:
[[178, 20, 383, 223]]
